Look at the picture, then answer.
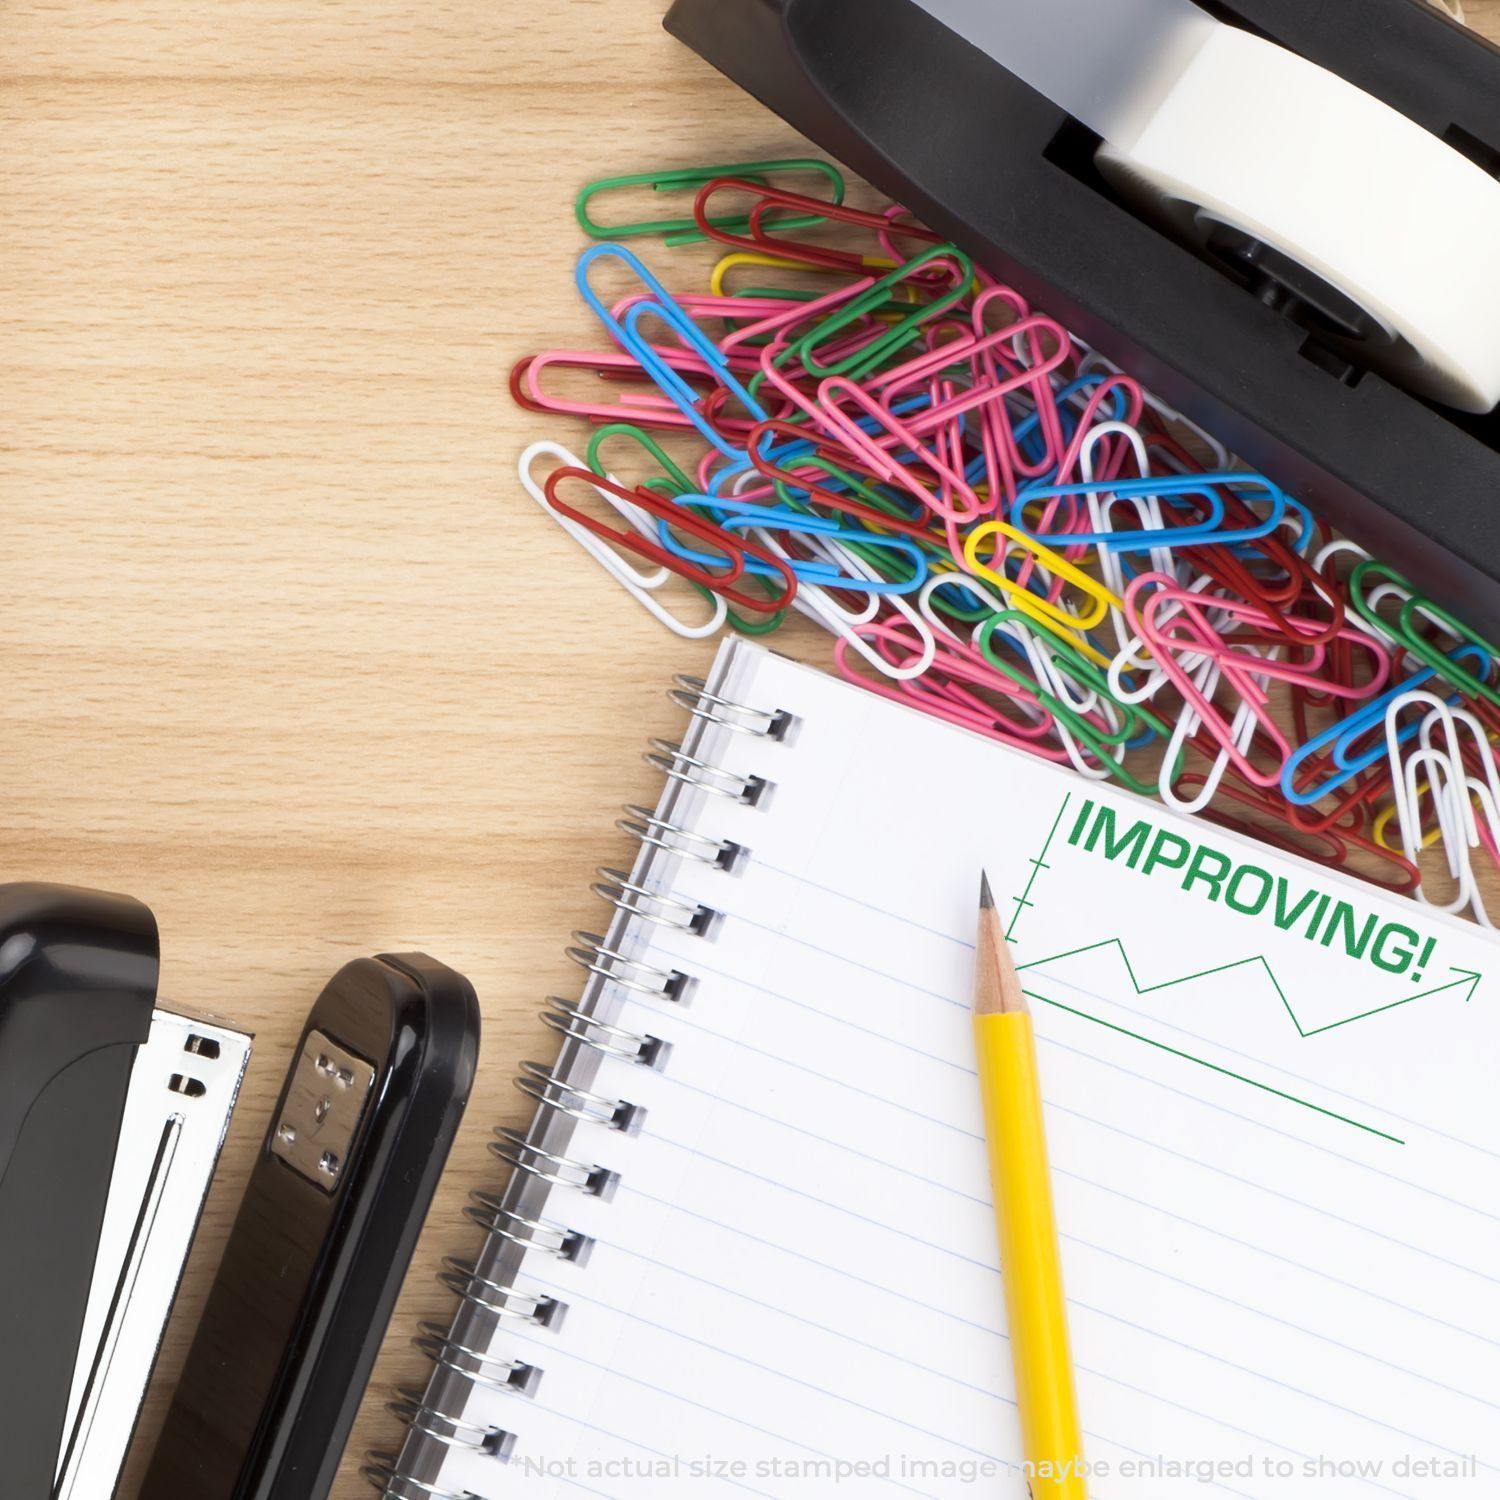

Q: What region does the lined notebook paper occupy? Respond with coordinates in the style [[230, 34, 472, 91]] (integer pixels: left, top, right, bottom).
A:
[[406, 638, 1499, 1500]]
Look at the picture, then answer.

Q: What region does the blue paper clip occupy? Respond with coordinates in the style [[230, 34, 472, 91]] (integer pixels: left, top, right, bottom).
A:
[[576, 243, 768, 459], [1279, 643, 1492, 805], [1009, 472, 1293, 553], [655, 499, 929, 596]]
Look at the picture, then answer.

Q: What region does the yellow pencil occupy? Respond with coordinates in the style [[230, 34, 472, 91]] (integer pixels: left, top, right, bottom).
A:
[[974, 872, 1088, 1499]]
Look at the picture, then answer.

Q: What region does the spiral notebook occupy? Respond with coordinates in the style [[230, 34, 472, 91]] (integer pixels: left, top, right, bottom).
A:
[[380, 638, 1500, 1500]]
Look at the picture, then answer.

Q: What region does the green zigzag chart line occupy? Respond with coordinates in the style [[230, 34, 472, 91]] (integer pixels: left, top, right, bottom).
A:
[[1020, 941, 1480, 1143], [1019, 937, 1483, 1041]]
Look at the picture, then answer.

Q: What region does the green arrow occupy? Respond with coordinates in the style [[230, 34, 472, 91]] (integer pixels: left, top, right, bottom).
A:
[[1301, 966, 1482, 1037]]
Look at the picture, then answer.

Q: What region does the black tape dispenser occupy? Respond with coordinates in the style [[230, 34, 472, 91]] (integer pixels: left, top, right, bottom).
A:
[[665, 0, 1500, 635]]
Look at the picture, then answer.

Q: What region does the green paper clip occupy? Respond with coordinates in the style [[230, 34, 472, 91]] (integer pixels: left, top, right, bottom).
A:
[[576, 160, 845, 247], [1350, 559, 1500, 709], [588, 423, 697, 498], [977, 610, 1176, 798]]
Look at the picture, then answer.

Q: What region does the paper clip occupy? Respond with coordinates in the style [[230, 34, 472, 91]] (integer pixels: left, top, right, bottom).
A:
[[1158, 651, 1265, 816], [577, 244, 769, 458], [1351, 560, 1500, 708], [1139, 585, 1390, 702], [1182, 769, 1421, 894], [710, 252, 899, 304], [788, 247, 975, 380], [691, 178, 941, 272], [1382, 692, 1500, 921], [836, 618, 1069, 753], [776, 537, 939, 682], [894, 576, 1059, 724], [869, 316, 1074, 444], [815, 377, 985, 525], [1372, 717, 1500, 850], [519, 442, 727, 639], [916, 571, 1044, 681], [975, 369, 1120, 511], [576, 160, 844, 246], [1279, 670, 1463, 808], [963, 522, 1122, 651], [542, 465, 796, 615], [1127, 580, 1297, 789], [585, 423, 697, 498], [512, 348, 725, 431], [655, 498, 929, 597], [976, 612, 1171, 796], [1011, 472, 1297, 554], [742, 420, 935, 539]]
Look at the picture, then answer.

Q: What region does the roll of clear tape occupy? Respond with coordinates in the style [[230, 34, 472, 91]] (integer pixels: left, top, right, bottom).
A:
[[912, 0, 1498, 411], [1095, 25, 1500, 413]]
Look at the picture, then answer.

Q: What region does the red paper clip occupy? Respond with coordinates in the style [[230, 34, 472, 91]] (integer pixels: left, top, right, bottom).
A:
[[542, 466, 797, 615]]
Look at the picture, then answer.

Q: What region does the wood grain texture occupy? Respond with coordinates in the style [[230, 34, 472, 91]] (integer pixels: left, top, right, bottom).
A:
[[2, 3, 1497, 1496]]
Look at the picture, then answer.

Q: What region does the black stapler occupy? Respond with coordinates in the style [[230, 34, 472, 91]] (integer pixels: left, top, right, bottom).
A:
[[665, 0, 1500, 634], [0, 882, 249, 1500], [0, 883, 158, 1497], [141, 954, 480, 1500]]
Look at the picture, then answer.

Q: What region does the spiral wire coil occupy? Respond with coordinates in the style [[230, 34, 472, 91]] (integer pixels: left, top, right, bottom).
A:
[[368, 675, 788, 1496]]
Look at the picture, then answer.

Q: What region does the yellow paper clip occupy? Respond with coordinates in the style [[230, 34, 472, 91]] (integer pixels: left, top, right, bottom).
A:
[[709, 250, 899, 299], [962, 522, 1122, 667]]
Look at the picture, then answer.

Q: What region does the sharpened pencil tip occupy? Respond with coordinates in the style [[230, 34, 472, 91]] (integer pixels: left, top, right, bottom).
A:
[[975, 875, 1027, 1016]]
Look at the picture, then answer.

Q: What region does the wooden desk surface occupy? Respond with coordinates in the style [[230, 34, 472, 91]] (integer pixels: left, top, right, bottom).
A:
[[5, 3, 1497, 1495]]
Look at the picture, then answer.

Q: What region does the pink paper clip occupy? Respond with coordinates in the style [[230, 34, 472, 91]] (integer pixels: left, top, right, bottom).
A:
[[516, 347, 714, 430], [815, 375, 984, 524], [718, 277, 877, 357], [835, 619, 1073, 758], [1129, 575, 1382, 789], [1142, 583, 1393, 700]]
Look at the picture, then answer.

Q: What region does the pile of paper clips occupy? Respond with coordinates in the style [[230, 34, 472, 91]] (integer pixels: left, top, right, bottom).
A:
[[515, 159, 1500, 923]]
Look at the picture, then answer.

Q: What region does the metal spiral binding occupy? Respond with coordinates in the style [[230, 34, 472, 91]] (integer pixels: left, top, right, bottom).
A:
[[464, 1194, 595, 1265], [667, 675, 793, 740], [541, 996, 671, 1070], [566, 930, 695, 1002], [514, 1059, 647, 1134], [438, 1256, 566, 1329], [413, 1319, 542, 1398], [370, 674, 786, 1498], [489, 1127, 620, 1199], [590, 866, 719, 934], [644, 738, 769, 804], [387, 1387, 518, 1462], [617, 802, 744, 868], [361, 1454, 473, 1500]]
